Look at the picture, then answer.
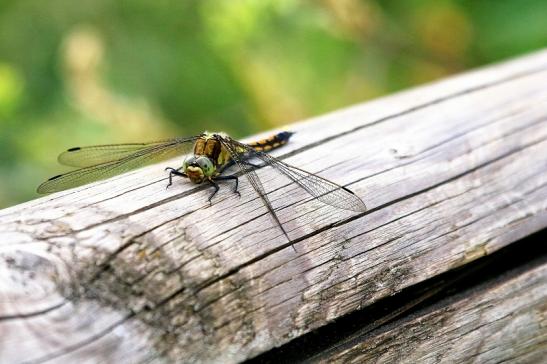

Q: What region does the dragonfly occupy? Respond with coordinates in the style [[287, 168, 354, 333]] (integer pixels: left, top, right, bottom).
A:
[[37, 131, 367, 239]]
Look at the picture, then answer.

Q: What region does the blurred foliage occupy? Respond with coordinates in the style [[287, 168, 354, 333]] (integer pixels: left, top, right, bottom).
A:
[[0, 0, 546, 208]]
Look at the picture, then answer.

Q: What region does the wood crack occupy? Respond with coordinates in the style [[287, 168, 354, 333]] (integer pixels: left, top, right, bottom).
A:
[[250, 229, 547, 363], [26, 314, 135, 364], [0, 301, 67, 321]]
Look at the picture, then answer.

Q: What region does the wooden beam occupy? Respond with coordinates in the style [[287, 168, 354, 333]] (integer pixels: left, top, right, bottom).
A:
[[249, 228, 547, 363], [2, 50, 547, 363], [308, 250, 547, 363]]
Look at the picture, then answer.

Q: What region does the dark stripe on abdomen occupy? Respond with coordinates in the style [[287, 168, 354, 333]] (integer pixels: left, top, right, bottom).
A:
[[248, 131, 294, 152]]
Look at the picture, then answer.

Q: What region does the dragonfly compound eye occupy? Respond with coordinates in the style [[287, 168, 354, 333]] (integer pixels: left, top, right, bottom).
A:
[[196, 156, 214, 175], [183, 156, 196, 170]]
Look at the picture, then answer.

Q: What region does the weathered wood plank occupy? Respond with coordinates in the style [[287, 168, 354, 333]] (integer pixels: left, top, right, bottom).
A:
[[248, 228, 547, 363], [2, 50, 547, 363], [308, 255, 547, 364]]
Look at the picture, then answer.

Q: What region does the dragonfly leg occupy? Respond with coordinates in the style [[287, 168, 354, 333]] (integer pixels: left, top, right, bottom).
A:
[[207, 178, 220, 205], [214, 175, 241, 197], [165, 167, 186, 189]]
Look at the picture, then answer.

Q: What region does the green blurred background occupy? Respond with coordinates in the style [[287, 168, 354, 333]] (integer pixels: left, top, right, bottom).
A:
[[1, 0, 546, 208]]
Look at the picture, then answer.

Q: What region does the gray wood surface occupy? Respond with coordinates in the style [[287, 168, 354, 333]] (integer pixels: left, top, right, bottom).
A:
[[309, 258, 547, 364], [2, 49, 547, 363]]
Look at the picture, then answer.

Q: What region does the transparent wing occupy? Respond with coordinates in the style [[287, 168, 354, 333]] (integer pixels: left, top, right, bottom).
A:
[[57, 140, 178, 167], [224, 137, 367, 213], [37, 137, 198, 194], [219, 137, 290, 240]]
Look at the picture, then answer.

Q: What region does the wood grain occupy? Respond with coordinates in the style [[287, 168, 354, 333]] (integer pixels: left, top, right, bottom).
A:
[[2, 49, 547, 363], [309, 256, 547, 364]]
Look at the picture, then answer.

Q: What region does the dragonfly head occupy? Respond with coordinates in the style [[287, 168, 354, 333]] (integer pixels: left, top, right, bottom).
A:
[[183, 155, 215, 184]]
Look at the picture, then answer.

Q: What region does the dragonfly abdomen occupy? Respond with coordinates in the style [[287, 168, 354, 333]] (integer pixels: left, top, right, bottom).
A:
[[247, 131, 294, 152]]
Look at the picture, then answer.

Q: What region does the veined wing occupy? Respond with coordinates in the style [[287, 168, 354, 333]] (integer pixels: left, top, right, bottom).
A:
[[219, 137, 290, 240], [58, 140, 181, 167], [37, 136, 198, 194], [223, 136, 367, 213]]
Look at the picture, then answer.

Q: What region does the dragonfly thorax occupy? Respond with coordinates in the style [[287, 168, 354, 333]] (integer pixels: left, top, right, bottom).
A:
[[183, 155, 216, 184]]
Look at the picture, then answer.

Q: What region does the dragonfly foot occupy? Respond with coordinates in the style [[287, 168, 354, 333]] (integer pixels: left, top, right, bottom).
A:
[[165, 167, 185, 189], [207, 178, 220, 205], [214, 175, 240, 198]]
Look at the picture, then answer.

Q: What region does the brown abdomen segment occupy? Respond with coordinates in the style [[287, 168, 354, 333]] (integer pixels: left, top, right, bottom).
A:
[[247, 131, 294, 152]]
